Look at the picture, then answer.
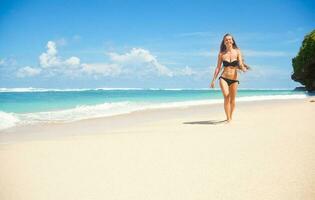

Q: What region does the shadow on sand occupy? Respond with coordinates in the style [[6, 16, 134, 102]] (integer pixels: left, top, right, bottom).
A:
[[183, 119, 227, 125]]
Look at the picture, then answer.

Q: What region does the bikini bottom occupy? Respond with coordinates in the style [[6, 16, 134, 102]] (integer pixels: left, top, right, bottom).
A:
[[219, 76, 239, 86]]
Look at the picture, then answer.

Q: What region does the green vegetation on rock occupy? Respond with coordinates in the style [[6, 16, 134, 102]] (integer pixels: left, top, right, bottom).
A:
[[291, 29, 315, 91]]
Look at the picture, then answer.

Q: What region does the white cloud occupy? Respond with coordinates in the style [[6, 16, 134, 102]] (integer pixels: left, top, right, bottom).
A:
[[17, 66, 41, 78], [108, 48, 173, 77], [37, 41, 123, 77], [39, 41, 61, 68], [176, 66, 197, 76], [39, 41, 82, 70], [81, 63, 121, 76], [108, 48, 151, 63], [65, 56, 81, 67], [18, 41, 175, 79]]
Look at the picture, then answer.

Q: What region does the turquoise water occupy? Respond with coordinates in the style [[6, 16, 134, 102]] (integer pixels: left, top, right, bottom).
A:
[[0, 89, 307, 113], [0, 89, 306, 113], [0, 88, 308, 130]]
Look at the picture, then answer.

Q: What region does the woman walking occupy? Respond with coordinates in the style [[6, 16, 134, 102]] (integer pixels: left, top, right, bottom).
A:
[[210, 33, 248, 122]]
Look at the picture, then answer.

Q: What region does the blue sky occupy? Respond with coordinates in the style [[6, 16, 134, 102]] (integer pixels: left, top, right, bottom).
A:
[[0, 0, 314, 89]]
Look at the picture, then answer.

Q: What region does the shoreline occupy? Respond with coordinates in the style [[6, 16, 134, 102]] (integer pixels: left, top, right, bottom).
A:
[[0, 90, 310, 131], [0, 91, 309, 129], [0, 98, 313, 143]]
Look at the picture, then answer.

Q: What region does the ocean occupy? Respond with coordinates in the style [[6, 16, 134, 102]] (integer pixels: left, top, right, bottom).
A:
[[0, 88, 308, 130]]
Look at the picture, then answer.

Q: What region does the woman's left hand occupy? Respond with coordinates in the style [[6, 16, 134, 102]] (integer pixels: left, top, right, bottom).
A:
[[210, 81, 215, 88]]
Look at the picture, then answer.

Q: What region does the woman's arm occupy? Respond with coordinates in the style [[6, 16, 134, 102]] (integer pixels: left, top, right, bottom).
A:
[[210, 53, 223, 88], [237, 49, 247, 72]]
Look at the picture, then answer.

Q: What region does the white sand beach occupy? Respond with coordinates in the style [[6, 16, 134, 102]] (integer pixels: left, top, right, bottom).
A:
[[0, 99, 314, 200]]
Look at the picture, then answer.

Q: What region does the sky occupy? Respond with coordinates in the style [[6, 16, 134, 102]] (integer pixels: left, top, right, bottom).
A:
[[0, 0, 314, 89]]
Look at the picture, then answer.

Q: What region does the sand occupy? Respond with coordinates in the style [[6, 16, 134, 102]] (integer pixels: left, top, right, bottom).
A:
[[0, 99, 314, 200]]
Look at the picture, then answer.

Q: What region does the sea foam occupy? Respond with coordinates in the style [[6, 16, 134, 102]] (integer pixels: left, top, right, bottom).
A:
[[0, 93, 307, 131], [0, 111, 20, 130]]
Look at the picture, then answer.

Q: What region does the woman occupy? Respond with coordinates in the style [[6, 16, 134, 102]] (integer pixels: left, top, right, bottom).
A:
[[210, 33, 247, 122]]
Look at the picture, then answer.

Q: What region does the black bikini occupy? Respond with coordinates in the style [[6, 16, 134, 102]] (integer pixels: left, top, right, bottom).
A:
[[222, 60, 238, 67], [219, 60, 240, 86], [219, 76, 239, 86]]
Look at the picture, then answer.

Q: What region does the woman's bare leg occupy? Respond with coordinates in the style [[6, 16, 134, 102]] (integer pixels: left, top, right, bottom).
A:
[[219, 78, 231, 121], [229, 82, 238, 120]]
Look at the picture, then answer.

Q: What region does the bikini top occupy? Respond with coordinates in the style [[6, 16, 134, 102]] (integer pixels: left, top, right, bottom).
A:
[[223, 60, 239, 67]]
